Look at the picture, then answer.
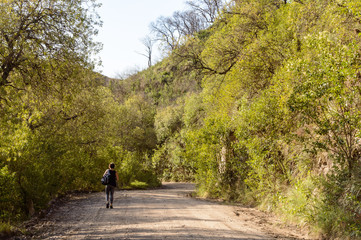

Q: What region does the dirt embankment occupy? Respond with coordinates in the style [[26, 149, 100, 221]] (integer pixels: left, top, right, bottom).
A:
[[14, 183, 313, 240]]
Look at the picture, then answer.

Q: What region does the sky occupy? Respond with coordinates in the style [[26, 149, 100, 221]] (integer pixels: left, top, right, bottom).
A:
[[94, 0, 187, 78]]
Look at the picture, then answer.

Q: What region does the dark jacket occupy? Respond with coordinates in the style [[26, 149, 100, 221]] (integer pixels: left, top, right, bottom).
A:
[[107, 169, 117, 187]]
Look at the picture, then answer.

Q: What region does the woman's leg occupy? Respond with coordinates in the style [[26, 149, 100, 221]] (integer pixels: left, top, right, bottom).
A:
[[105, 185, 110, 208], [109, 186, 115, 206]]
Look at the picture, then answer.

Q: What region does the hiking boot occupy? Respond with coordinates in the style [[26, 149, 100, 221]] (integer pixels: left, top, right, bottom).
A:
[[110, 204, 113, 209], [106, 203, 109, 208]]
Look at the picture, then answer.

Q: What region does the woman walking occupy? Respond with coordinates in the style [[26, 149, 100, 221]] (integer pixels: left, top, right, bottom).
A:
[[103, 163, 119, 208]]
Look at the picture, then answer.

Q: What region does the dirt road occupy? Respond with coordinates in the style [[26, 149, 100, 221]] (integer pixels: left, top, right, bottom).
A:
[[24, 183, 309, 240]]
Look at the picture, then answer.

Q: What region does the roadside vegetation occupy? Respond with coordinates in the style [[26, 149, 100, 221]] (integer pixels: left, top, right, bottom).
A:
[[1, 0, 361, 239]]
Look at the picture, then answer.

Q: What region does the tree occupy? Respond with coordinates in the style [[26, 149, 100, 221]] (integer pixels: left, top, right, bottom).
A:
[[139, 36, 154, 68], [288, 32, 361, 178], [116, 94, 157, 153], [150, 16, 181, 51], [0, 0, 101, 102], [186, 0, 225, 24], [172, 10, 207, 36], [0, 0, 104, 222], [150, 6, 212, 52]]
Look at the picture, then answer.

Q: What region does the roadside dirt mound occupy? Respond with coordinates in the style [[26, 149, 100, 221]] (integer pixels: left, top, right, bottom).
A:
[[14, 183, 314, 239]]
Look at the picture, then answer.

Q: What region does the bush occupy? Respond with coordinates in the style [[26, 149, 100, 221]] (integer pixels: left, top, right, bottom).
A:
[[130, 180, 148, 189], [0, 166, 23, 222], [313, 172, 361, 238], [0, 221, 19, 239], [276, 176, 317, 226]]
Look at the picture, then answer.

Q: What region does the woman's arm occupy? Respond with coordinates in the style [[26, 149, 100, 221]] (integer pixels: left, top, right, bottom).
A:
[[116, 172, 119, 181]]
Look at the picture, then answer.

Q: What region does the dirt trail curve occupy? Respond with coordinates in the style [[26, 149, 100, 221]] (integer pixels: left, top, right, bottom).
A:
[[21, 183, 311, 240]]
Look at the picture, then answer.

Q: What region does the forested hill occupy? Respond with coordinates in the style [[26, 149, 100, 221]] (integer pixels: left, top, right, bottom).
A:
[[1, 0, 361, 239], [107, 0, 361, 238]]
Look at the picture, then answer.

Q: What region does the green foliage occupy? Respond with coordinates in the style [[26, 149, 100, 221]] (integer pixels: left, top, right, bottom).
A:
[[116, 94, 157, 153], [276, 175, 317, 226], [0, 0, 160, 226], [0, 0, 101, 96], [288, 32, 361, 177], [154, 104, 183, 143], [0, 166, 22, 221], [3, 0, 361, 239], [152, 132, 195, 182], [99, 146, 160, 189], [142, 0, 361, 238], [312, 171, 361, 238], [130, 180, 149, 189], [0, 221, 18, 239]]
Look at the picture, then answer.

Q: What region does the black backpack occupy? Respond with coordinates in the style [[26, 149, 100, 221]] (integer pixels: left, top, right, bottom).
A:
[[101, 170, 111, 185]]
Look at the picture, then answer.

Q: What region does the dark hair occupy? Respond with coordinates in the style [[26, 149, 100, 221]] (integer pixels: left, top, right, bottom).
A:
[[109, 163, 115, 169]]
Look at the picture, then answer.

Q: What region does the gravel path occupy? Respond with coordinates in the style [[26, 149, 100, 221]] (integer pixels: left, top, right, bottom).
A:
[[23, 183, 309, 240]]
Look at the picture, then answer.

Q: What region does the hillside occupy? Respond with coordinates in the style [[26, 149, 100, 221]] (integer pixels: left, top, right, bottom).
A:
[[108, 1, 361, 238]]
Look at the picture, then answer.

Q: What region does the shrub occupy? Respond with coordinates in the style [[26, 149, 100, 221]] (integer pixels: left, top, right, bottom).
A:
[[130, 180, 149, 189]]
